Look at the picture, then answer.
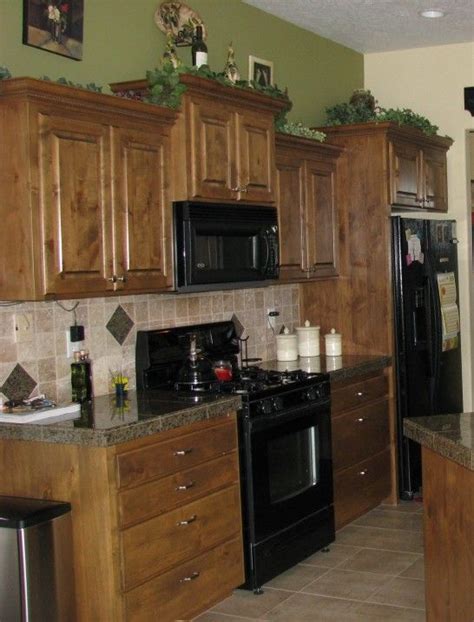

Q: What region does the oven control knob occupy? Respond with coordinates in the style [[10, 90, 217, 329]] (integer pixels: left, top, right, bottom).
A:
[[272, 396, 284, 411], [303, 387, 318, 401], [257, 399, 273, 415]]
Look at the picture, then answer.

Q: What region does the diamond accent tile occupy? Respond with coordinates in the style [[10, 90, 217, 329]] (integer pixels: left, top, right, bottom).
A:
[[106, 305, 134, 345], [1, 363, 37, 401]]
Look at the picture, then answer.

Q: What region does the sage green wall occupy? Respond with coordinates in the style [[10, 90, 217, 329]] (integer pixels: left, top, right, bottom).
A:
[[0, 0, 363, 125]]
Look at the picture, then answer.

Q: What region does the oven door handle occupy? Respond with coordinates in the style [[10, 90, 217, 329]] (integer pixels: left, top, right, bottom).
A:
[[249, 398, 331, 432]]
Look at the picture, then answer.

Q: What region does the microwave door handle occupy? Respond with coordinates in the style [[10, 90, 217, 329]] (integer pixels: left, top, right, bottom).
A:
[[262, 233, 271, 271]]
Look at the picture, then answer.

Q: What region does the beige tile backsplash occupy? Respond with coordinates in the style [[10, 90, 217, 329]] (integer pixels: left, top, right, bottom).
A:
[[0, 284, 300, 403]]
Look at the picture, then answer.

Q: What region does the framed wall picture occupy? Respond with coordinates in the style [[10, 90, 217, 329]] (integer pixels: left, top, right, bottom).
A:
[[249, 55, 273, 87], [23, 0, 84, 60]]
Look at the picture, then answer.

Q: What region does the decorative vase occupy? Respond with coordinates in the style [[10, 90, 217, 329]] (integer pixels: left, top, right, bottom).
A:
[[223, 42, 240, 83]]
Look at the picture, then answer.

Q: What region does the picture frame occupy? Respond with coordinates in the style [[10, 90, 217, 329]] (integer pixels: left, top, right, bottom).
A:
[[23, 0, 84, 61], [249, 55, 273, 87]]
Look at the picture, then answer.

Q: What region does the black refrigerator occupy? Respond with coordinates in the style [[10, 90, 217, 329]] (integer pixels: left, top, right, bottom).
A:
[[392, 216, 463, 499]]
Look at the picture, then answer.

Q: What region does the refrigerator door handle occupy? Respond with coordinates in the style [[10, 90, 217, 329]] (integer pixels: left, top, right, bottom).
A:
[[424, 277, 435, 378], [426, 257, 443, 408]]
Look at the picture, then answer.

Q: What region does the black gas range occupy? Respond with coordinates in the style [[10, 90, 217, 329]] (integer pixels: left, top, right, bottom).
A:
[[136, 321, 334, 592]]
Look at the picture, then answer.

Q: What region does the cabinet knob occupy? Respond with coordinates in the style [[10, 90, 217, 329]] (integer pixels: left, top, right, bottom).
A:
[[179, 571, 200, 583], [356, 417, 365, 423], [356, 391, 364, 397], [177, 514, 197, 526], [359, 469, 368, 476], [176, 481, 195, 491], [107, 276, 117, 283], [231, 186, 248, 192], [116, 275, 126, 283], [174, 448, 193, 456]]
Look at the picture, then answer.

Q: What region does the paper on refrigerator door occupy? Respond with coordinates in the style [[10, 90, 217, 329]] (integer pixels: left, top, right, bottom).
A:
[[436, 272, 460, 351]]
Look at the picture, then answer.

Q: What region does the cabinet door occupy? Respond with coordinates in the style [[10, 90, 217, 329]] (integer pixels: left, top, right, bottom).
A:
[[423, 147, 448, 212], [389, 140, 423, 208], [38, 112, 114, 296], [237, 110, 276, 204], [276, 153, 309, 280], [113, 126, 173, 292], [305, 159, 339, 278], [187, 97, 237, 201]]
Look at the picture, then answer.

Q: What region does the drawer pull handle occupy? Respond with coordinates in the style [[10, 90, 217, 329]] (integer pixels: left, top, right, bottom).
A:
[[359, 469, 368, 476], [356, 391, 364, 397], [356, 417, 365, 423], [179, 571, 200, 583], [176, 481, 195, 491], [177, 514, 197, 526], [174, 449, 193, 456]]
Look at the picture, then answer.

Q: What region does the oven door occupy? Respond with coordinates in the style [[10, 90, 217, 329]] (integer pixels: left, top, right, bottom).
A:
[[245, 400, 332, 543]]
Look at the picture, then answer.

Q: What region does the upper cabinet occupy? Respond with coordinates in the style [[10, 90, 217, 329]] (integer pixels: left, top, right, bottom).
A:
[[111, 74, 288, 205], [276, 133, 343, 281], [0, 78, 177, 301], [320, 122, 452, 213], [389, 133, 452, 212]]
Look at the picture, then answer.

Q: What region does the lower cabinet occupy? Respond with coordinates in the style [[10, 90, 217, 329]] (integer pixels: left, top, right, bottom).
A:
[[331, 371, 391, 529], [0, 414, 244, 621]]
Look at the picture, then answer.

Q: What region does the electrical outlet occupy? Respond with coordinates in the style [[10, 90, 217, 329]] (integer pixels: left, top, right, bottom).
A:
[[267, 308, 280, 330], [65, 330, 83, 358], [13, 313, 33, 343]]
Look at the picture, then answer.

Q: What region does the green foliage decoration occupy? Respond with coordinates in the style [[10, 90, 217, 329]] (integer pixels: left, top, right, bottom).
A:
[[40, 75, 103, 92], [278, 121, 326, 142], [325, 89, 439, 136]]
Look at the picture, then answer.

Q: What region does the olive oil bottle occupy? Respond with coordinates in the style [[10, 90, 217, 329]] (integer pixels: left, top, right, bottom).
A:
[[71, 350, 92, 403]]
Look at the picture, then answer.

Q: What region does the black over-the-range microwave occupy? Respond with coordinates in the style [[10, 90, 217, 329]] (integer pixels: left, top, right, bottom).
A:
[[173, 201, 279, 292]]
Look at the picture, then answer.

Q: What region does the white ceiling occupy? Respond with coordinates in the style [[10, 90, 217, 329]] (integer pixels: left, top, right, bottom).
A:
[[243, 0, 474, 53]]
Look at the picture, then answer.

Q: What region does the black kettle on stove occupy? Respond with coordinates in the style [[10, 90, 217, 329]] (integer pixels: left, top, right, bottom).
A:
[[175, 334, 216, 391]]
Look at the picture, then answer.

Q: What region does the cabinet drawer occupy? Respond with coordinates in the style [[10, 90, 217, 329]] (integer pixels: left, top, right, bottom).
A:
[[331, 374, 388, 415], [334, 449, 391, 530], [121, 484, 241, 589], [116, 419, 236, 489], [332, 399, 389, 472], [125, 536, 244, 622], [118, 451, 239, 528]]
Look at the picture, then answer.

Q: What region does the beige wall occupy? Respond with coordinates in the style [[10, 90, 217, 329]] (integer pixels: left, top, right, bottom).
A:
[[365, 42, 474, 409]]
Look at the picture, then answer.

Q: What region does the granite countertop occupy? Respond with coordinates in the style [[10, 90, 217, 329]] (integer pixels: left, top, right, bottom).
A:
[[261, 354, 391, 380], [404, 414, 474, 471], [0, 353, 390, 448], [0, 391, 241, 448]]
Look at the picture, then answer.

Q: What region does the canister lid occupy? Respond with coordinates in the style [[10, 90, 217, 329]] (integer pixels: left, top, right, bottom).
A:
[[324, 328, 341, 340], [296, 320, 320, 333]]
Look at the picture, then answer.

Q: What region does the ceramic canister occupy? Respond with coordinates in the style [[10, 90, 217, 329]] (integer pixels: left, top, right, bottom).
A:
[[296, 320, 320, 357], [324, 328, 342, 356], [276, 328, 298, 361]]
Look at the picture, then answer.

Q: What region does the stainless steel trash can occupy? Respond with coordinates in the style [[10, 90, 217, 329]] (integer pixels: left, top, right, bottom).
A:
[[0, 496, 75, 621]]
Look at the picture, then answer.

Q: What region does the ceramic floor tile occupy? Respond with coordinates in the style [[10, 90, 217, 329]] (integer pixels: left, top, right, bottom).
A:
[[353, 601, 427, 621], [261, 592, 362, 621], [400, 557, 425, 580], [302, 567, 392, 601], [339, 548, 421, 576], [301, 543, 361, 568], [354, 508, 423, 531], [209, 588, 291, 619], [193, 614, 257, 621], [380, 501, 423, 513], [264, 563, 329, 591], [367, 576, 426, 610], [336, 525, 424, 554]]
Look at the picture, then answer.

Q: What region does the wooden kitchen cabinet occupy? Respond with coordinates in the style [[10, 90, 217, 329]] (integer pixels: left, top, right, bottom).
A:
[[331, 370, 391, 529], [111, 74, 288, 205], [389, 135, 451, 212], [0, 78, 177, 300], [275, 133, 343, 280], [0, 414, 244, 621]]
